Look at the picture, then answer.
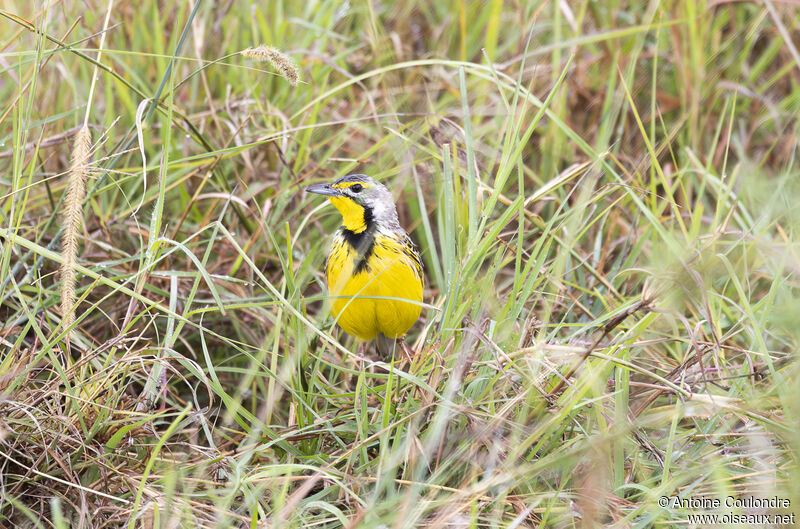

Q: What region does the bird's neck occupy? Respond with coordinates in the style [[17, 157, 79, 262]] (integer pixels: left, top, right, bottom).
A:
[[328, 196, 373, 234]]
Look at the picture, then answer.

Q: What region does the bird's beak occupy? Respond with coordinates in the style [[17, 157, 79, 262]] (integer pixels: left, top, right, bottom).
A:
[[305, 183, 341, 197]]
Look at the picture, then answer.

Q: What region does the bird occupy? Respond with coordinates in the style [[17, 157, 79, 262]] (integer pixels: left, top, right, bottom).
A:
[[305, 174, 424, 357]]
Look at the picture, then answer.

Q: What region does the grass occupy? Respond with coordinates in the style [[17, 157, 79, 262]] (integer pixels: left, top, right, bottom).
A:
[[1, 1, 798, 527]]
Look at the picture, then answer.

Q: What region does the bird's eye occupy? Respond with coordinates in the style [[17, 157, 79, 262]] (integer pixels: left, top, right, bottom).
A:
[[350, 184, 363, 193]]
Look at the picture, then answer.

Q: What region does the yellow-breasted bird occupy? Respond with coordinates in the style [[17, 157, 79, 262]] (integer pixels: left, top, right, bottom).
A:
[[306, 174, 423, 356]]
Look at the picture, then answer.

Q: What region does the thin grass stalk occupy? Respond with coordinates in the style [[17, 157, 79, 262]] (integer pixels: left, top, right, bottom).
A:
[[58, 0, 113, 346]]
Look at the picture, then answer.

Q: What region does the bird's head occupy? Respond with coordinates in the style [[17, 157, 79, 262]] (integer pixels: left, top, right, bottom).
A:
[[305, 174, 399, 233]]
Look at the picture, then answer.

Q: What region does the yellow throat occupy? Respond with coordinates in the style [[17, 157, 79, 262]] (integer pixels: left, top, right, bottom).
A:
[[327, 196, 369, 233]]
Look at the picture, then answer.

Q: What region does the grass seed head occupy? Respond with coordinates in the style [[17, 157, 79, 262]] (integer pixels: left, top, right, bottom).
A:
[[242, 45, 300, 86], [59, 125, 92, 339]]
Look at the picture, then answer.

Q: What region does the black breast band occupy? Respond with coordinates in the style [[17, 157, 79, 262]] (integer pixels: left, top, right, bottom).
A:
[[341, 205, 376, 273]]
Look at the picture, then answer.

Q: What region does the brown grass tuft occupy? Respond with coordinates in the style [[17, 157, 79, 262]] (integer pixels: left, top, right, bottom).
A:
[[59, 125, 91, 340], [242, 45, 300, 86]]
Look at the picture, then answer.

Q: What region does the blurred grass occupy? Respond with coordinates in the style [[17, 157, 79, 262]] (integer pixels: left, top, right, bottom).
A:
[[1, 0, 799, 528]]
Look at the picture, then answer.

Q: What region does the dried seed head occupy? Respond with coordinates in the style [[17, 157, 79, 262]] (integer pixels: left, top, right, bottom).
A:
[[60, 125, 92, 339], [242, 45, 300, 86]]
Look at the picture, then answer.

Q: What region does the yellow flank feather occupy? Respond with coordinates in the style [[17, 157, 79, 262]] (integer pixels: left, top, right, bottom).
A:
[[326, 233, 423, 340]]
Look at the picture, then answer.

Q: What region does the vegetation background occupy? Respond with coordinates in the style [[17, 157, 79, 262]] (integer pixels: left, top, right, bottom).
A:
[[0, 0, 798, 527]]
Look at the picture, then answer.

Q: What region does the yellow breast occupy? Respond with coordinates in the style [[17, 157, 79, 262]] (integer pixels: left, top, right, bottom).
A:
[[326, 233, 423, 341]]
